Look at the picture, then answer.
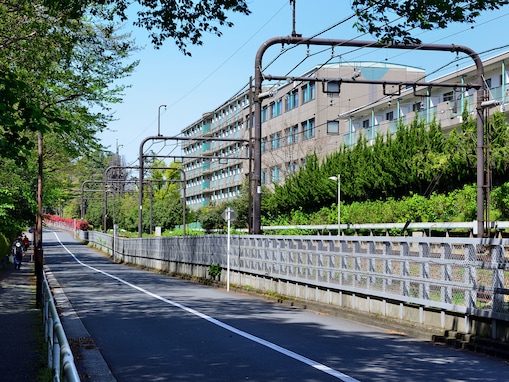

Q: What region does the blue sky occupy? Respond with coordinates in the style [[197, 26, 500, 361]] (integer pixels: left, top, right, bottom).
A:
[[100, 1, 509, 165]]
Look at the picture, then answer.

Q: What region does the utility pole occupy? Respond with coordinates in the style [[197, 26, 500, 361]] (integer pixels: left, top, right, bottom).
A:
[[34, 132, 43, 308]]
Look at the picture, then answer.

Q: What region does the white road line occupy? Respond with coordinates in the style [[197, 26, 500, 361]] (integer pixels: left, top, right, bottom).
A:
[[52, 231, 360, 382]]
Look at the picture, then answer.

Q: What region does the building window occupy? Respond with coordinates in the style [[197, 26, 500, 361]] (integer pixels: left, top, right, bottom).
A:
[[327, 120, 339, 134], [288, 161, 299, 174], [261, 170, 267, 185], [271, 166, 280, 183], [270, 99, 282, 118], [246, 112, 253, 130], [443, 91, 453, 102], [261, 106, 268, 122], [386, 111, 394, 121], [285, 90, 299, 111], [271, 133, 281, 150], [302, 82, 316, 103], [362, 119, 370, 128], [261, 137, 267, 153], [302, 118, 315, 140], [287, 125, 298, 145], [412, 102, 422, 112]]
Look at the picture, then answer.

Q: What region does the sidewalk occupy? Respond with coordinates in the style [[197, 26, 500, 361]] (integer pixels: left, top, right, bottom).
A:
[[0, 256, 42, 381]]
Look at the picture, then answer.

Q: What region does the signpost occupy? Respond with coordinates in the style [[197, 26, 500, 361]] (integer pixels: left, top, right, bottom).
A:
[[221, 207, 237, 291]]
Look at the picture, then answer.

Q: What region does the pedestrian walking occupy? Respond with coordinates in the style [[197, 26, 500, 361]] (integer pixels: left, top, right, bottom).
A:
[[12, 237, 23, 270], [22, 235, 29, 251]]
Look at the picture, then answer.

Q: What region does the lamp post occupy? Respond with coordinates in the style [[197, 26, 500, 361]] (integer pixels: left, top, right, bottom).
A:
[[116, 139, 123, 156], [328, 175, 340, 236], [157, 104, 167, 136]]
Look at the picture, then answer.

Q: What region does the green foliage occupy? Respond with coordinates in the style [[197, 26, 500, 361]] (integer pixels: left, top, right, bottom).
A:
[[44, 0, 251, 55], [115, 193, 139, 232], [208, 263, 222, 280], [0, 232, 9, 257], [51, 110, 509, 235], [164, 228, 203, 236], [264, 227, 320, 236], [267, 153, 332, 217], [45, 1, 501, 57], [352, 1, 508, 45], [0, 1, 137, 236], [149, 197, 184, 232], [0, 157, 37, 237], [491, 183, 509, 220], [265, 115, 486, 218], [264, 183, 479, 227], [148, 163, 187, 231], [487, 111, 509, 184], [443, 184, 477, 221], [0, 2, 138, 164], [228, 181, 250, 230], [343, 184, 477, 224], [291, 208, 310, 225], [10, 0, 507, 233], [199, 207, 225, 233]]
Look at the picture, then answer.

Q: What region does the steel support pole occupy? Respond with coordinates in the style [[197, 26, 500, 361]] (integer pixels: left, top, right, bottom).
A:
[[254, 36, 485, 236], [137, 136, 247, 237]]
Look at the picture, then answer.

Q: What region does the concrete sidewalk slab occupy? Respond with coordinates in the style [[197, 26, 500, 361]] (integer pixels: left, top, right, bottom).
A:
[[0, 260, 41, 381]]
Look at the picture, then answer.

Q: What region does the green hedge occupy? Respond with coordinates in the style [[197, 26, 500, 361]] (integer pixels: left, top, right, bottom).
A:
[[263, 183, 490, 226]]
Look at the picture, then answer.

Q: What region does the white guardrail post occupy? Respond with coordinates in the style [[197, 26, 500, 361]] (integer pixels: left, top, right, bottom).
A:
[[42, 272, 81, 382]]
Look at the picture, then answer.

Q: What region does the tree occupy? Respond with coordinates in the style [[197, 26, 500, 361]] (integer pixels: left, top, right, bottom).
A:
[[41, 0, 509, 57], [0, 155, 38, 238], [487, 111, 509, 185], [45, 1, 509, 54], [145, 163, 185, 232], [227, 180, 250, 229], [199, 205, 226, 233], [44, 0, 251, 55], [0, 1, 137, 240], [352, 0, 509, 44], [0, 1, 137, 163]]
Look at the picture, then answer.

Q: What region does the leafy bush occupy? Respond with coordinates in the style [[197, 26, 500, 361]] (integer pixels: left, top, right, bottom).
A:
[[208, 264, 222, 280], [165, 228, 203, 236], [491, 182, 509, 220], [268, 183, 480, 227], [0, 232, 9, 257], [199, 209, 225, 233]]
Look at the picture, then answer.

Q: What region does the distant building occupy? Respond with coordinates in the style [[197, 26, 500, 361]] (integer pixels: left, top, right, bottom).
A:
[[181, 52, 509, 210]]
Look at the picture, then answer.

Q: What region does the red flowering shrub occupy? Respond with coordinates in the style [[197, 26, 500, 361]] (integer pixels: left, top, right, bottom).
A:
[[44, 215, 89, 231]]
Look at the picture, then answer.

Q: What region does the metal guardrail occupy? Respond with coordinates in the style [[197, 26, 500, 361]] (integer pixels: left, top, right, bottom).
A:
[[48, 218, 509, 237], [42, 271, 80, 382], [262, 221, 509, 236]]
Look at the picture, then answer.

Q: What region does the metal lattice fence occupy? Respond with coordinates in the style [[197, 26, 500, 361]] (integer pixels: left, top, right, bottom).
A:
[[82, 232, 509, 320]]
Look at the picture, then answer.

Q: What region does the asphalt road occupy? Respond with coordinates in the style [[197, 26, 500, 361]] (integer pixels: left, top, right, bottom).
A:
[[43, 228, 509, 382]]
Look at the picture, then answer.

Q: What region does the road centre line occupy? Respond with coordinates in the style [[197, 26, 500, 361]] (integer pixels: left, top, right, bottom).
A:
[[52, 231, 359, 382]]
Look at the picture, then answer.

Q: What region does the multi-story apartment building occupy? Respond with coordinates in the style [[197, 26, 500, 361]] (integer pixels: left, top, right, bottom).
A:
[[181, 51, 509, 211], [181, 91, 252, 209]]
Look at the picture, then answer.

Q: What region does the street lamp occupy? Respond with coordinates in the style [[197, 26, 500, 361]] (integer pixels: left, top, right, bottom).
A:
[[158, 104, 167, 136], [328, 175, 340, 236]]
